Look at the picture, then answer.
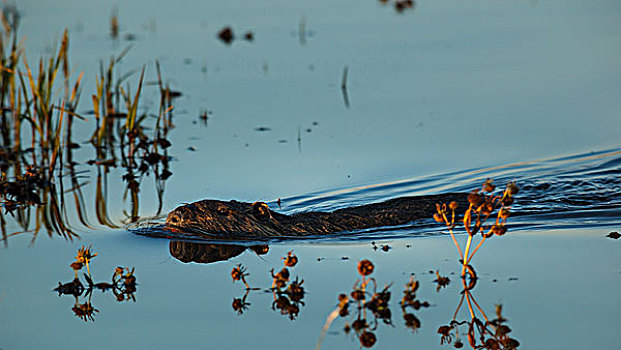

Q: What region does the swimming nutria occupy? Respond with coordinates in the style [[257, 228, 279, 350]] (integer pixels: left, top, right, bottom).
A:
[[165, 193, 467, 238]]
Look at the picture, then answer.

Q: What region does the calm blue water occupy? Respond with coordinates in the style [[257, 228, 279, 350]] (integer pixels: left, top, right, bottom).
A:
[[2, 0, 621, 349]]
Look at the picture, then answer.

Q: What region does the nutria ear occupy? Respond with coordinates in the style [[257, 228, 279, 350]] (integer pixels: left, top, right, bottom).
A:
[[252, 201, 272, 221]]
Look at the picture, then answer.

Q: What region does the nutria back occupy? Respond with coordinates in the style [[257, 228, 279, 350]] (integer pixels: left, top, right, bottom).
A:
[[165, 193, 467, 238]]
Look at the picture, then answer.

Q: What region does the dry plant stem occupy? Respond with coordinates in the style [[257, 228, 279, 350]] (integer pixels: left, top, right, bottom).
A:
[[467, 207, 503, 265], [442, 211, 463, 260], [469, 294, 490, 323], [461, 235, 473, 277], [465, 291, 476, 319], [315, 307, 341, 350], [452, 293, 466, 321], [466, 236, 487, 265]]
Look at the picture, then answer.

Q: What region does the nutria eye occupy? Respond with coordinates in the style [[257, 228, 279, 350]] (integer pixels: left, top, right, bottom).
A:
[[169, 217, 178, 223], [216, 206, 230, 215]]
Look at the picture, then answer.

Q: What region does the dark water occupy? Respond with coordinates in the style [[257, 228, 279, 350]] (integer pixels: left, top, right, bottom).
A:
[[133, 148, 621, 242]]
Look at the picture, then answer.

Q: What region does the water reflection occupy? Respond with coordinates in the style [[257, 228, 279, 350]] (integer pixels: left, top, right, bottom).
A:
[[269, 252, 306, 320], [317, 259, 403, 348], [437, 278, 520, 349], [314, 258, 520, 349], [53, 245, 138, 322], [169, 241, 269, 264], [0, 16, 176, 243]]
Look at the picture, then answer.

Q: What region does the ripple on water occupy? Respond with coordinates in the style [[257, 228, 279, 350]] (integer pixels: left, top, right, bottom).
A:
[[132, 148, 621, 242]]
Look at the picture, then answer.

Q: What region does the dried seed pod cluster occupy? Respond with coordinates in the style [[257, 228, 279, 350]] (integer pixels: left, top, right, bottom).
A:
[[270, 251, 305, 320], [229, 251, 305, 320], [53, 245, 137, 322], [435, 179, 519, 278]]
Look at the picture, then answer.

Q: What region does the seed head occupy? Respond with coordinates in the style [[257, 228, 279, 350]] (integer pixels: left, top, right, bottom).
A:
[[433, 213, 444, 223], [351, 289, 366, 301], [357, 259, 374, 276], [359, 331, 377, 348], [492, 224, 507, 236], [231, 264, 247, 282], [506, 182, 519, 196], [467, 192, 483, 206], [499, 208, 511, 220], [483, 178, 496, 192], [75, 245, 97, 264], [283, 251, 298, 267]]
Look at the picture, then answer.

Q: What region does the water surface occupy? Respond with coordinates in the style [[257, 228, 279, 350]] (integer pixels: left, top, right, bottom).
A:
[[1, 0, 621, 349]]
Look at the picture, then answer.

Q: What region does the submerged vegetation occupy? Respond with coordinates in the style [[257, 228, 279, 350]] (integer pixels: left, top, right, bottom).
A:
[[0, 7, 177, 243]]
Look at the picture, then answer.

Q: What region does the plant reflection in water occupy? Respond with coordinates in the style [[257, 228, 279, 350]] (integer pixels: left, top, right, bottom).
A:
[[317, 259, 430, 349], [234, 249, 305, 321], [316, 259, 519, 349], [165, 240, 520, 349], [53, 245, 137, 322], [0, 17, 176, 243], [437, 278, 520, 349]]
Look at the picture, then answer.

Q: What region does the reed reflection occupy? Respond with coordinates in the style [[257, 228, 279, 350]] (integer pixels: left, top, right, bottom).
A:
[[0, 14, 176, 243]]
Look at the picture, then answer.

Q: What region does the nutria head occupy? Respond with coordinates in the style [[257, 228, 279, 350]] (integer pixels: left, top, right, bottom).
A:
[[165, 200, 284, 236]]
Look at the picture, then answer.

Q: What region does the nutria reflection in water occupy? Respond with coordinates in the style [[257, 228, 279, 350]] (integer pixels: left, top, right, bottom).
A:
[[165, 193, 467, 238], [169, 241, 269, 264]]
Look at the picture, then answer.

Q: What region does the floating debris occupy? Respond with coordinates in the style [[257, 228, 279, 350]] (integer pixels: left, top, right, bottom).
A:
[[217, 26, 254, 45], [379, 0, 416, 14], [218, 26, 234, 44], [433, 271, 450, 292], [199, 110, 210, 125], [395, 0, 415, 13], [341, 65, 350, 108], [110, 8, 118, 39]]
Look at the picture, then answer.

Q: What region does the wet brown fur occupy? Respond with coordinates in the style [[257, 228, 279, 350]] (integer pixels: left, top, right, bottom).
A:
[[166, 193, 467, 238]]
